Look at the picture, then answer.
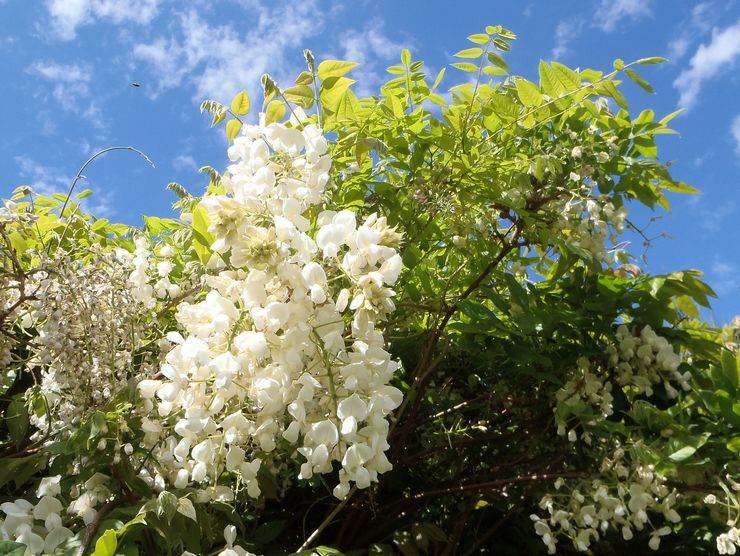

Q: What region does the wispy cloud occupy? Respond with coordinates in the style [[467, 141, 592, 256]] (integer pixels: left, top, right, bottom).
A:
[[731, 114, 740, 155], [134, 2, 323, 104], [14, 155, 114, 217], [338, 19, 408, 96], [45, 0, 161, 40], [26, 60, 105, 129], [673, 20, 740, 109], [710, 255, 739, 297], [666, 2, 716, 62], [172, 154, 198, 172], [551, 19, 584, 60], [699, 199, 736, 233], [594, 0, 653, 32]]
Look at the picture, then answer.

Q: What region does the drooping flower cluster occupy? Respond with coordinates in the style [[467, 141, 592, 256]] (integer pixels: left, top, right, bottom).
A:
[[553, 197, 628, 262], [532, 449, 681, 553], [0, 476, 72, 554], [137, 120, 403, 502], [26, 246, 157, 435], [556, 325, 689, 441]]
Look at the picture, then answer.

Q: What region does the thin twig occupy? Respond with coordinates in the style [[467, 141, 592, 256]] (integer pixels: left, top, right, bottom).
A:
[[298, 485, 357, 551], [51, 146, 155, 253]]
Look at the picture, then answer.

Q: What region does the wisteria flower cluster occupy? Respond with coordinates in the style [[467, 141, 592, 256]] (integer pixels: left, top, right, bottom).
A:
[[556, 324, 689, 441], [136, 120, 403, 503], [532, 449, 681, 553]]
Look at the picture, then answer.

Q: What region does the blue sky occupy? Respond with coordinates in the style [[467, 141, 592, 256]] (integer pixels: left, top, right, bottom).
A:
[[0, 0, 738, 324]]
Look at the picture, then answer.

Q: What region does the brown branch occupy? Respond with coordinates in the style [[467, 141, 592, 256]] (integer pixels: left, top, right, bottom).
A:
[[77, 498, 127, 556]]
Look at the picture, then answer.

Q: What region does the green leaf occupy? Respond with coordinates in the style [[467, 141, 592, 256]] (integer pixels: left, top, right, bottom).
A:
[[295, 70, 313, 85], [624, 68, 654, 93], [177, 498, 197, 522], [538, 61, 563, 96], [451, 62, 478, 73], [515, 78, 542, 107], [76, 188, 93, 199], [6, 397, 28, 446], [230, 90, 250, 115], [317, 60, 359, 81], [0, 542, 26, 556], [467, 33, 490, 45], [225, 119, 242, 142], [283, 85, 314, 108], [721, 349, 740, 391], [635, 56, 667, 65], [335, 89, 361, 122], [613, 58, 625, 71], [320, 77, 355, 110], [727, 437, 740, 453], [157, 491, 178, 523], [432, 67, 446, 89], [91, 529, 117, 556], [668, 445, 696, 462], [552, 62, 580, 91], [401, 49, 411, 66], [454, 47, 484, 59], [264, 100, 286, 125], [487, 51, 508, 70], [660, 180, 699, 194], [483, 66, 507, 76], [316, 547, 346, 556]]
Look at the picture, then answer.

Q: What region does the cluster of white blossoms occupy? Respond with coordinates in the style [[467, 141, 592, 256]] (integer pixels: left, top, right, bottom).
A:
[[556, 325, 689, 441], [532, 450, 681, 553], [553, 197, 628, 262], [26, 247, 156, 436], [136, 120, 403, 502], [0, 476, 73, 554], [717, 526, 740, 555]]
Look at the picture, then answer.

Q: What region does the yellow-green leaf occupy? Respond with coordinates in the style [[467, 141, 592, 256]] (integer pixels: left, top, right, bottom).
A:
[[283, 85, 314, 108], [230, 90, 250, 116], [225, 119, 242, 142], [515, 78, 542, 107], [451, 62, 478, 73], [467, 33, 489, 45], [401, 49, 411, 66], [91, 530, 117, 556], [624, 68, 654, 93], [335, 89, 361, 122], [320, 77, 355, 110], [211, 109, 227, 127], [454, 47, 484, 59], [264, 100, 286, 125], [635, 56, 667, 65], [317, 60, 359, 81], [487, 52, 507, 70], [295, 70, 313, 85], [432, 67, 446, 90]]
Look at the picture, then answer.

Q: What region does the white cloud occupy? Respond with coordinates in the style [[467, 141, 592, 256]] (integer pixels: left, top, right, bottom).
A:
[[673, 21, 740, 109], [710, 255, 739, 297], [338, 19, 407, 96], [699, 200, 736, 233], [26, 60, 105, 129], [14, 155, 114, 217], [173, 154, 198, 172], [594, 0, 652, 32], [666, 2, 717, 63], [551, 19, 584, 60], [45, 0, 161, 40], [134, 2, 323, 103], [731, 114, 740, 155]]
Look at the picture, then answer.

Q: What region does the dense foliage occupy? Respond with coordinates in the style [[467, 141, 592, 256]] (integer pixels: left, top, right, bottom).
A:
[[1, 26, 739, 556]]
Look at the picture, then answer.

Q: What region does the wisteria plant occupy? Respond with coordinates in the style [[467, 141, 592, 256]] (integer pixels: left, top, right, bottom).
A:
[[1, 26, 739, 556]]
